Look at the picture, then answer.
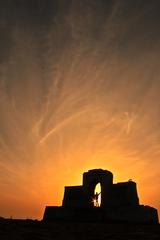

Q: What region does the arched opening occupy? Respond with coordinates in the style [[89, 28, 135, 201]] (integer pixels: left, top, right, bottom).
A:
[[92, 183, 101, 207]]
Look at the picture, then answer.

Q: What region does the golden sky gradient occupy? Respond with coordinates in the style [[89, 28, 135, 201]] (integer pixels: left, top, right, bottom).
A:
[[0, 0, 160, 219]]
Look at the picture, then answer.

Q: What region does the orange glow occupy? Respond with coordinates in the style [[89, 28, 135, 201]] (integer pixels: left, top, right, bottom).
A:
[[1, 136, 160, 219]]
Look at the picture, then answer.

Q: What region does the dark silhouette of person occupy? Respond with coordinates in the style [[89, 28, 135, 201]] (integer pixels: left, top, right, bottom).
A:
[[93, 192, 101, 207]]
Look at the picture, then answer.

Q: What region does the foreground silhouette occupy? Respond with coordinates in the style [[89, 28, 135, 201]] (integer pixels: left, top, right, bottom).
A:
[[43, 169, 159, 223], [1, 218, 160, 240]]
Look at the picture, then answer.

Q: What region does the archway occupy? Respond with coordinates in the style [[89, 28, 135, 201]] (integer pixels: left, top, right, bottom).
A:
[[93, 183, 101, 207], [82, 169, 113, 207]]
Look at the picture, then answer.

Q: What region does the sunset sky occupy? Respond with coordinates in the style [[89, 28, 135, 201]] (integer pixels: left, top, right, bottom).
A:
[[0, 0, 160, 219]]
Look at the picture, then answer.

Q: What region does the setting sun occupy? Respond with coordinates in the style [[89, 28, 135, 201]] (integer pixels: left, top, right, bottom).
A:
[[93, 183, 101, 207]]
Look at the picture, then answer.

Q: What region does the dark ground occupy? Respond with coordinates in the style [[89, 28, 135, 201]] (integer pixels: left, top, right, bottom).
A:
[[0, 219, 160, 240]]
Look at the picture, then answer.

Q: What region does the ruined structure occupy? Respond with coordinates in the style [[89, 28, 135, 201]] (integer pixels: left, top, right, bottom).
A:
[[43, 169, 159, 223]]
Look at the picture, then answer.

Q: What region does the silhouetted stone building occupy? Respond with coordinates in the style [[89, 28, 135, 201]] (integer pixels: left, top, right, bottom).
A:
[[43, 169, 159, 223]]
